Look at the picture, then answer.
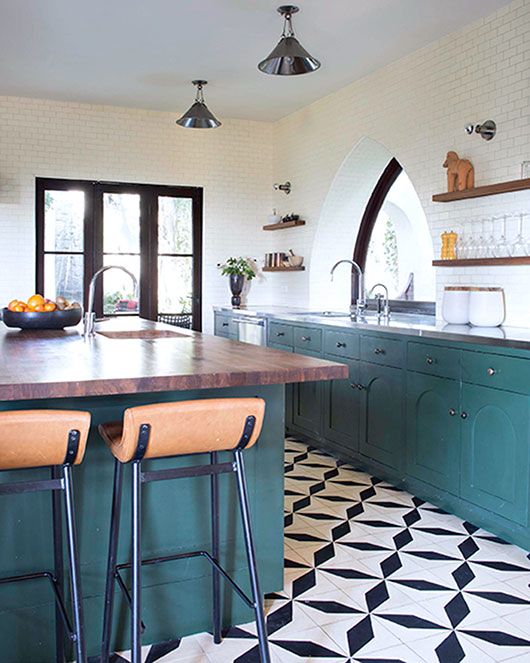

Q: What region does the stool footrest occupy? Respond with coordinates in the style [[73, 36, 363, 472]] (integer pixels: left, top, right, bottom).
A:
[[141, 461, 235, 484], [0, 478, 64, 495]]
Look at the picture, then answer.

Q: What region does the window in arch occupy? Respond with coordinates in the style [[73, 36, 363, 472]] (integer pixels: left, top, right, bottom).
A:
[[354, 159, 435, 305]]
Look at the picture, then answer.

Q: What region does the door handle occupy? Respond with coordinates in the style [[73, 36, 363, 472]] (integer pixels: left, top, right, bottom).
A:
[[356, 383, 365, 390], [301, 336, 311, 342], [486, 367, 496, 376], [373, 348, 385, 355], [449, 408, 456, 416], [336, 342, 346, 348], [222, 322, 229, 327], [276, 332, 285, 337], [426, 356, 434, 365], [461, 411, 468, 419]]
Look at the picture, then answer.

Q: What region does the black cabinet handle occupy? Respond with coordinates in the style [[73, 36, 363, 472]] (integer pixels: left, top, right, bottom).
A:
[[222, 322, 229, 327], [461, 412, 468, 419], [449, 408, 456, 416], [357, 383, 365, 390], [373, 348, 385, 355], [487, 367, 496, 376], [426, 356, 434, 365], [301, 336, 311, 342], [276, 332, 285, 337], [336, 341, 346, 348]]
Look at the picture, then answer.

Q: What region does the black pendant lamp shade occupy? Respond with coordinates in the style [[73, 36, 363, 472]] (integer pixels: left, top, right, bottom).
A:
[[258, 5, 320, 76], [176, 80, 221, 129]]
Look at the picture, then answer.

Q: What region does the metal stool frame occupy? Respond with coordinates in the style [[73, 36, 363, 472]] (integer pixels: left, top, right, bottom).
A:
[[101, 415, 271, 663], [0, 430, 86, 662]]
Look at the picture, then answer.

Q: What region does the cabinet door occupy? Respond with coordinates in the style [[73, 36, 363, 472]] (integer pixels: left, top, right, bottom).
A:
[[269, 342, 294, 428], [407, 372, 460, 493], [461, 384, 530, 525], [322, 357, 360, 451], [359, 362, 404, 471], [292, 348, 322, 436]]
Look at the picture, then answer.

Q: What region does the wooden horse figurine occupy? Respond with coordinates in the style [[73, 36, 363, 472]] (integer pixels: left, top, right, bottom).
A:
[[443, 151, 475, 192]]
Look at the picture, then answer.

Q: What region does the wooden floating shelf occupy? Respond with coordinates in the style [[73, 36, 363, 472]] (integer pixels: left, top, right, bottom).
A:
[[433, 257, 530, 267], [262, 266, 305, 272], [432, 177, 530, 202], [262, 220, 305, 231]]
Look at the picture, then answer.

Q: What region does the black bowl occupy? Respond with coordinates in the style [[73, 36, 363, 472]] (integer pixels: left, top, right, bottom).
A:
[[1, 307, 83, 330]]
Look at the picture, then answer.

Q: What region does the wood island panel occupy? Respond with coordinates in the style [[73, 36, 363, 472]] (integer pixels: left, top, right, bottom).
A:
[[0, 320, 348, 401]]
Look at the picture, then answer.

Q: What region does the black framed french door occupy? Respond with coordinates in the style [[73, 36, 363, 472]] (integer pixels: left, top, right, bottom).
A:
[[36, 178, 203, 330]]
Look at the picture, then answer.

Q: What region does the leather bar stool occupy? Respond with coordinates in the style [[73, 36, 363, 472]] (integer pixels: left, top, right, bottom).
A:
[[99, 398, 271, 663], [0, 409, 90, 663]]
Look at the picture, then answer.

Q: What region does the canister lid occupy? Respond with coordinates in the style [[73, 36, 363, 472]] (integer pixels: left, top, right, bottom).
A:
[[468, 286, 503, 292], [445, 286, 471, 291]]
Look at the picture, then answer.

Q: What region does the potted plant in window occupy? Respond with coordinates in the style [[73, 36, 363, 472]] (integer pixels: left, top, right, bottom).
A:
[[219, 257, 256, 308]]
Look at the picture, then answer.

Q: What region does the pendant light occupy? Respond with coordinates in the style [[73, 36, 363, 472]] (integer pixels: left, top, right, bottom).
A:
[[258, 5, 320, 76], [176, 80, 221, 129]]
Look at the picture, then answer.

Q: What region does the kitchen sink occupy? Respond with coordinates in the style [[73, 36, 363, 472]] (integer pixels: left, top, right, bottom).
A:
[[97, 329, 188, 340]]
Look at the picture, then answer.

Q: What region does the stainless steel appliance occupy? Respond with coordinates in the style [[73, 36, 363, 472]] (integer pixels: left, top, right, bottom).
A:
[[232, 314, 267, 346]]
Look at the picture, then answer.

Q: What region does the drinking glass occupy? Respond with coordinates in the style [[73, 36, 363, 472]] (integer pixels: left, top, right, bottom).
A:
[[511, 212, 526, 257], [494, 214, 510, 258]]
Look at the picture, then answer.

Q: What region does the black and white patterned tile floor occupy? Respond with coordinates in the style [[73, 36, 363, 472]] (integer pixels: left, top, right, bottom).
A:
[[112, 438, 530, 662]]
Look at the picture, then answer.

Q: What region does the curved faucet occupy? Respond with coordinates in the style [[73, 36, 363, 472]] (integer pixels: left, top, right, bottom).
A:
[[84, 265, 139, 337], [368, 282, 390, 319], [330, 259, 366, 319]]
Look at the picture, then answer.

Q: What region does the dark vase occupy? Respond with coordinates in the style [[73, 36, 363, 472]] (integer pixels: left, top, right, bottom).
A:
[[229, 274, 245, 307]]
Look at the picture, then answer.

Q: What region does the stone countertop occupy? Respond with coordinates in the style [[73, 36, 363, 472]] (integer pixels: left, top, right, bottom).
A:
[[214, 306, 530, 351], [0, 318, 348, 401]]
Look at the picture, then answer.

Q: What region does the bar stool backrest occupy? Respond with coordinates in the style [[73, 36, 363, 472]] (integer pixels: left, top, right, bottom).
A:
[[0, 410, 91, 469], [116, 397, 265, 462]]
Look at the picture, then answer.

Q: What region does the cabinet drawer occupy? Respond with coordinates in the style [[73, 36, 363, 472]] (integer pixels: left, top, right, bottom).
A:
[[407, 342, 461, 379], [214, 315, 234, 337], [462, 350, 530, 394], [268, 322, 293, 347], [323, 330, 359, 360], [360, 335, 404, 368], [293, 326, 322, 353]]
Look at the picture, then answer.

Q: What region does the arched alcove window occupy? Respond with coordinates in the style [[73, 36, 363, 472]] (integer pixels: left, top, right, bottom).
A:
[[354, 158, 435, 306]]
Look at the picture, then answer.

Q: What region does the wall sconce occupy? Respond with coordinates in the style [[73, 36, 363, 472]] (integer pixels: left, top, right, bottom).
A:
[[274, 181, 291, 194], [465, 120, 496, 141]]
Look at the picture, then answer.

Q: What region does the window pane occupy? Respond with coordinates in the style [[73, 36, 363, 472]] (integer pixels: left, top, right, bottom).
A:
[[103, 255, 139, 315], [44, 254, 84, 303], [158, 197, 192, 254], [103, 193, 140, 253], [158, 256, 192, 313], [44, 190, 84, 252]]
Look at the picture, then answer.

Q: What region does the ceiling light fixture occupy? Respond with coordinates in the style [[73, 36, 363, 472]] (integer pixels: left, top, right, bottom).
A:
[[258, 5, 321, 76], [176, 80, 221, 129]]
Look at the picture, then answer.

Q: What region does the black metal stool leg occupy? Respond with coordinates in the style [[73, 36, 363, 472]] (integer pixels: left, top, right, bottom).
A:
[[62, 464, 87, 663], [233, 449, 271, 663], [131, 460, 142, 663], [52, 466, 65, 663], [101, 459, 124, 662], [210, 451, 222, 643]]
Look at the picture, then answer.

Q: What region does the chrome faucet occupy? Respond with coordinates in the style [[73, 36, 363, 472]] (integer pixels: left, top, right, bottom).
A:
[[368, 283, 391, 320], [83, 266, 138, 337], [330, 259, 366, 319]]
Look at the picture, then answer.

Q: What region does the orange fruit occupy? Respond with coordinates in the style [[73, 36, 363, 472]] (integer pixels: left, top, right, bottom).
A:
[[7, 299, 21, 312], [27, 294, 45, 310], [44, 301, 57, 312], [13, 303, 27, 312], [32, 305, 45, 312]]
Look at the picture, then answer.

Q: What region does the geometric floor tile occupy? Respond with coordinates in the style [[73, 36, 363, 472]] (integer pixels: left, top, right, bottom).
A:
[[112, 438, 530, 662]]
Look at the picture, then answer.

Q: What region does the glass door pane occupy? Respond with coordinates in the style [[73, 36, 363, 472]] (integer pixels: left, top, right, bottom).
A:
[[157, 196, 195, 329], [42, 189, 85, 303], [102, 192, 140, 315]]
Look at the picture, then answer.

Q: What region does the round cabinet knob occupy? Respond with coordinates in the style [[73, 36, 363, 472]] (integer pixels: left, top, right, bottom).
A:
[[336, 341, 346, 348], [486, 367, 496, 376], [449, 408, 456, 416], [426, 356, 434, 365], [461, 412, 468, 419], [301, 336, 311, 342], [373, 348, 385, 355]]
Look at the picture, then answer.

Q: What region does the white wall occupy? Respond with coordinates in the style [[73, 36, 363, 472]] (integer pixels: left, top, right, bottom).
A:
[[273, 0, 530, 326], [1, 0, 529, 329], [0, 97, 273, 332]]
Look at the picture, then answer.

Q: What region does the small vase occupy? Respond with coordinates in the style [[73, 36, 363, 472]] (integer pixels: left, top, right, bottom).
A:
[[229, 274, 245, 308]]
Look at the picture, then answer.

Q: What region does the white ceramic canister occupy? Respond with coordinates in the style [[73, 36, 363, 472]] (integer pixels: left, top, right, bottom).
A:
[[442, 286, 470, 325], [468, 287, 505, 327]]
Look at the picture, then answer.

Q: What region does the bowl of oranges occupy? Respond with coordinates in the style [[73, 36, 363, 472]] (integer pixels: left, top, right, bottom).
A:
[[2, 294, 82, 330]]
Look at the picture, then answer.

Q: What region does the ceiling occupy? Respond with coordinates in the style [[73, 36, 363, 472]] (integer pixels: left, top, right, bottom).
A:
[[0, 0, 512, 122]]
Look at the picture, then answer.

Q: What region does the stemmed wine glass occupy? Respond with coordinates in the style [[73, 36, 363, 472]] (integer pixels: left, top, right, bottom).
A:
[[511, 212, 526, 257], [494, 214, 510, 258]]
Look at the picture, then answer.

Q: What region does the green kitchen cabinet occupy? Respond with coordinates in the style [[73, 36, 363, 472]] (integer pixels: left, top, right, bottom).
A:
[[292, 348, 322, 436], [359, 361, 404, 472], [460, 383, 530, 525], [322, 356, 360, 451], [270, 342, 294, 428], [406, 372, 460, 493]]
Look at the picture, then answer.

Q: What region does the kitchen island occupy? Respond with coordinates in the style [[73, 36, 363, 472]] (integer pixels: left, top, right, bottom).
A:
[[0, 319, 347, 661]]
